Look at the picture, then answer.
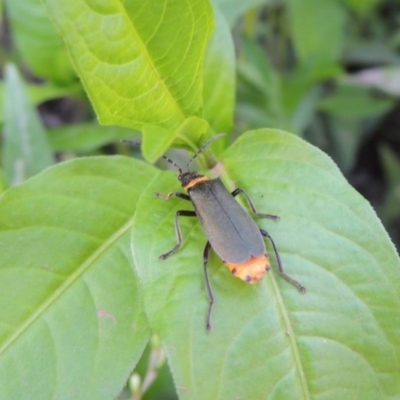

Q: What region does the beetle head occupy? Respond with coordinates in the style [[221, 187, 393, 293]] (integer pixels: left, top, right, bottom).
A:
[[179, 171, 204, 188], [160, 134, 225, 186]]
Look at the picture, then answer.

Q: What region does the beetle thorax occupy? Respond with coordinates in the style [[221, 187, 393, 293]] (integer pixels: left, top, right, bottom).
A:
[[179, 171, 204, 188]]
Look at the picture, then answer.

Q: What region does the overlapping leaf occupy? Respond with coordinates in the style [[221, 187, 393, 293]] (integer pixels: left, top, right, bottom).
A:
[[132, 129, 400, 399], [44, 0, 214, 131], [0, 157, 156, 399]]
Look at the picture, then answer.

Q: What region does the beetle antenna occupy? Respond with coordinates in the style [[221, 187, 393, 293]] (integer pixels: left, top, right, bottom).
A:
[[187, 134, 226, 171], [122, 139, 183, 174], [161, 155, 183, 174]]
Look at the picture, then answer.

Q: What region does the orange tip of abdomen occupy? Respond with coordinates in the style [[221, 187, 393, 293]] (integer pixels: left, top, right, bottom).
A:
[[225, 254, 270, 284]]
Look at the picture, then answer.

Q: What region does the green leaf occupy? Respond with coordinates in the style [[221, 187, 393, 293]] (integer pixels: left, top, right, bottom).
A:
[[315, 83, 395, 171], [142, 125, 177, 164], [316, 85, 393, 171], [343, 41, 400, 66], [290, 86, 323, 135], [43, 0, 215, 131], [174, 117, 210, 146], [131, 336, 177, 399], [132, 130, 400, 399], [2, 64, 53, 186], [0, 80, 82, 126], [342, 67, 400, 98], [378, 146, 400, 225], [5, 0, 75, 83], [318, 85, 394, 119], [142, 117, 210, 164], [27, 81, 82, 105], [323, 118, 363, 172], [203, 7, 235, 133], [344, 0, 380, 14], [0, 168, 8, 195], [237, 38, 285, 129], [48, 123, 139, 152], [0, 156, 155, 399], [213, 0, 269, 27], [287, 0, 346, 76]]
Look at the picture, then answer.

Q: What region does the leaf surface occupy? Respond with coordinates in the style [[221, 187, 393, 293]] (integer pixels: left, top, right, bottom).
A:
[[43, 0, 214, 131], [132, 129, 400, 399], [0, 157, 156, 399]]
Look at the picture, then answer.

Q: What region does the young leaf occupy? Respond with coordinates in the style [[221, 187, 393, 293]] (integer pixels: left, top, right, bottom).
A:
[[2, 64, 53, 186], [0, 157, 156, 399], [43, 0, 215, 132], [141, 117, 211, 164], [132, 129, 400, 399]]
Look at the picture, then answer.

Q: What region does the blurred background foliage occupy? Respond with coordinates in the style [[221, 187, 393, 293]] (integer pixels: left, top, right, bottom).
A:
[[1, 0, 400, 398]]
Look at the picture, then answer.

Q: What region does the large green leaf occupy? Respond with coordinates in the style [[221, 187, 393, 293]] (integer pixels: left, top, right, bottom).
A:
[[132, 130, 400, 399], [2, 64, 53, 186], [43, 0, 214, 132], [0, 157, 155, 399], [5, 0, 75, 83]]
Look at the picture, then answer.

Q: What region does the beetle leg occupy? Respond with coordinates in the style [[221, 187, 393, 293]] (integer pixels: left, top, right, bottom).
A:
[[159, 210, 196, 260], [260, 229, 306, 293], [203, 241, 214, 332], [231, 188, 279, 221], [155, 192, 191, 201]]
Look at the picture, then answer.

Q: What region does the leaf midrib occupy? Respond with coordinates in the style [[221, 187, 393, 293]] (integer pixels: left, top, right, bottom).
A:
[[269, 273, 310, 399], [117, 1, 187, 122], [218, 151, 310, 398], [0, 217, 133, 356]]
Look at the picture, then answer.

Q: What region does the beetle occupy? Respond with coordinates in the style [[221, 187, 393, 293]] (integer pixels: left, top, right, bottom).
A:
[[154, 135, 306, 331]]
